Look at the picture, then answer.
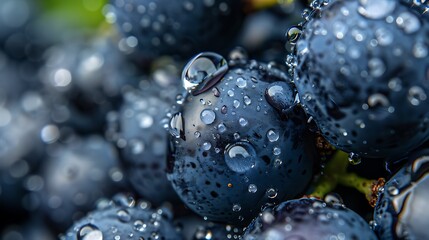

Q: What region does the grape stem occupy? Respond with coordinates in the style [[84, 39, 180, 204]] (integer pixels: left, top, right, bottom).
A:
[[309, 151, 385, 207]]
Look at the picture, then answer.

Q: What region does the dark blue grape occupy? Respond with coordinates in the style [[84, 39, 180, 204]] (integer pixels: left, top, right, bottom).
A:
[[61, 193, 183, 240], [108, 0, 245, 63], [37, 136, 127, 229], [293, 0, 429, 158], [167, 52, 317, 225], [244, 198, 377, 240], [374, 148, 429, 240]]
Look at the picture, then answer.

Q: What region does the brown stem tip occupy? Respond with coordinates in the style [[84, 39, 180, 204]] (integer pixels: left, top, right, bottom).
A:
[[369, 178, 386, 207]]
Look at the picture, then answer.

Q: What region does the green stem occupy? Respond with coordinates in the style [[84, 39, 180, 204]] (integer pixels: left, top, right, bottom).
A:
[[337, 173, 374, 202], [310, 176, 337, 199], [308, 150, 384, 207]]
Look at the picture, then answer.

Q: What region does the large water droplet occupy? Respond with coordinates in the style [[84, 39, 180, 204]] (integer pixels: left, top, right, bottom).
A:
[[224, 142, 256, 173], [200, 109, 216, 125], [78, 224, 103, 240], [182, 52, 228, 96], [287, 26, 302, 45], [265, 82, 295, 113], [236, 77, 247, 88], [358, 0, 396, 19], [170, 112, 185, 140]]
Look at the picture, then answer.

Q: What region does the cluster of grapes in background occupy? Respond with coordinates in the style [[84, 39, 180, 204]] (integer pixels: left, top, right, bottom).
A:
[[1, 0, 429, 239]]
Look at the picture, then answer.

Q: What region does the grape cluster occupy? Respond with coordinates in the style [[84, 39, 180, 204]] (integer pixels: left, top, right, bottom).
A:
[[1, 0, 429, 240]]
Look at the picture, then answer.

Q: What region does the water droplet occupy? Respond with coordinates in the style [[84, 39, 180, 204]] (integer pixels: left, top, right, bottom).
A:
[[202, 142, 212, 151], [238, 118, 248, 127], [266, 188, 278, 199], [369, 220, 377, 230], [273, 147, 281, 156], [170, 112, 185, 140], [348, 152, 362, 165], [221, 105, 228, 114], [274, 159, 283, 167], [53, 68, 72, 87], [227, 90, 234, 97], [368, 93, 389, 108], [296, 38, 309, 57], [130, 140, 144, 154], [113, 194, 136, 207], [267, 129, 279, 142], [248, 184, 258, 193], [302, 8, 312, 20], [182, 52, 228, 95], [229, 47, 248, 60], [262, 212, 275, 224], [233, 132, 240, 140], [388, 78, 402, 92], [78, 224, 103, 240], [348, 46, 361, 59], [236, 77, 247, 88], [358, 0, 396, 19], [265, 82, 295, 113], [224, 142, 256, 173], [287, 26, 302, 44], [233, 100, 240, 108], [212, 87, 220, 97], [413, 42, 428, 58], [194, 131, 201, 138], [375, 28, 393, 46], [333, 21, 348, 39], [40, 125, 60, 144], [232, 204, 241, 212], [176, 94, 185, 105], [324, 193, 344, 205], [388, 185, 399, 196], [408, 86, 427, 106], [117, 209, 131, 222], [217, 123, 226, 133], [368, 58, 386, 77], [243, 95, 251, 105], [200, 109, 216, 125], [396, 11, 421, 34]]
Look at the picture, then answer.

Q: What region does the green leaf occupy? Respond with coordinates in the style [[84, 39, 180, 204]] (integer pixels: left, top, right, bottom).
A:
[[40, 0, 107, 29]]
